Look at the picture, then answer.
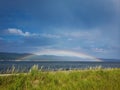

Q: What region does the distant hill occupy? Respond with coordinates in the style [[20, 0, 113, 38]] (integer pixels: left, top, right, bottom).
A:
[[0, 52, 33, 61], [0, 52, 120, 62], [20, 55, 86, 61], [0, 52, 87, 61]]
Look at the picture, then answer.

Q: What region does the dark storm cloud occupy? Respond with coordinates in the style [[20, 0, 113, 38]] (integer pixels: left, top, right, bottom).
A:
[[0, 0, 119, 58], [0, 0, 118, 29]]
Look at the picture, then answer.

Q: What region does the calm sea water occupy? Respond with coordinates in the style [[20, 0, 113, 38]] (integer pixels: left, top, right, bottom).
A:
[[0, 61, 120, 73]]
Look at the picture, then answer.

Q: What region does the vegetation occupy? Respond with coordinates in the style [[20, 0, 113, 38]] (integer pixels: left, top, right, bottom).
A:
[[0, 65, 120, 90]]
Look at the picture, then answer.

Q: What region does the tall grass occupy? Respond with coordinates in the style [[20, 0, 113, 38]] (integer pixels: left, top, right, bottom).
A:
[[0, 65, 120, 90]]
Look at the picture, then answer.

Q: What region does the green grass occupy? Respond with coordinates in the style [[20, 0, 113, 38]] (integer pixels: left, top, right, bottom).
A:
[[0, 65, 120, 90]]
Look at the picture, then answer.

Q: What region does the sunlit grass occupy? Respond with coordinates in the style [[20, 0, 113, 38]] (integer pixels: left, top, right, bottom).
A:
[[0, 65, 120, 90]]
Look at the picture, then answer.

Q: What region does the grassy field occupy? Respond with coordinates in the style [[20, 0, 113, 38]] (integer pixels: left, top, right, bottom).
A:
[[0, 65, 120, 90]]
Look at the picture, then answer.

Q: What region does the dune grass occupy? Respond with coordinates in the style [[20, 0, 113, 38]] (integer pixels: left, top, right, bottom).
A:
[[0, 65, 120, 90]]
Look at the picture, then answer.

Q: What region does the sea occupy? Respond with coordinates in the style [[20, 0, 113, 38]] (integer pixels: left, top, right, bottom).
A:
[[0, 61, 120, 74]]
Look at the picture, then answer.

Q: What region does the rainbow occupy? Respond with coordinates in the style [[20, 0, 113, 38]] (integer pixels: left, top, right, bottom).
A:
[[20, 50, 101, 61]]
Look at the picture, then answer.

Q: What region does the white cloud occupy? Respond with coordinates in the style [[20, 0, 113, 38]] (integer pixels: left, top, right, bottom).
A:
[[5, 28, 62, 39], [63, 31, 90, 38], [41, 33, 60, 38], [35, 49, 101, 61], [7, 28, 31, 36], [112, 0, 120, 12], [93, 48, 105, 53], [0, 37, 3, 40], [60, 29, 101, 41], [67, 38, 73, 41]]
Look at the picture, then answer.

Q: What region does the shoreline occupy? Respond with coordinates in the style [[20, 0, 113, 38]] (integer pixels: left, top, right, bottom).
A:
[[0, 68, 119, 76]]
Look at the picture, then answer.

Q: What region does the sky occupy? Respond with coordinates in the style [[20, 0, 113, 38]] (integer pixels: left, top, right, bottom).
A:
[[0, 0, 120, 59]]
